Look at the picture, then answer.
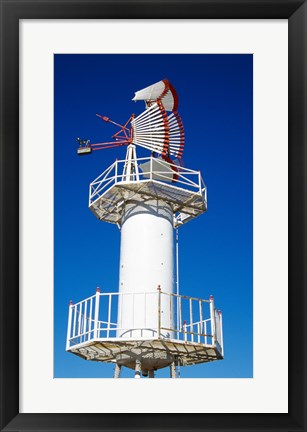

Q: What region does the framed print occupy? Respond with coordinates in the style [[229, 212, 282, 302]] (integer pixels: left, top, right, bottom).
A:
[[1, 1, 306, 431], [55, 53, 251, 383]]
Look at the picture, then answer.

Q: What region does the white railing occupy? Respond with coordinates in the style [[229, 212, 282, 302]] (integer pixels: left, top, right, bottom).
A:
[[66, 290, 223, 356], [89, 156, 207, 207]]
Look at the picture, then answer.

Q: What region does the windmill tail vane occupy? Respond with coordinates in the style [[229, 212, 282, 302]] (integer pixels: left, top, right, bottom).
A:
[[77, 79, 185, 161]]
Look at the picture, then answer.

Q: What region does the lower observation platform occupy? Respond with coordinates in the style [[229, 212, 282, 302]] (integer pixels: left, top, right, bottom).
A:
[[68, 337, 223, 369], [89, 156, 207, 227], [66, 290, 223, 371]]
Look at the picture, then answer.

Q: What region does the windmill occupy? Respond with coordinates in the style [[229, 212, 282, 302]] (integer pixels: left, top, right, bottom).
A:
[[66, 79, 224, 378]]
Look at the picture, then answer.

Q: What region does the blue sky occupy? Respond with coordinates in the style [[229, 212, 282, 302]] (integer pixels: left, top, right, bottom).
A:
[[54, 54, 253, 379]]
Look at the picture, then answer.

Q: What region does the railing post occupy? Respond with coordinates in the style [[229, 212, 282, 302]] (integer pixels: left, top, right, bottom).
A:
[[89, 297, 93, 340], [189, 298, 193, 342], [82, 299, 88, 342], [178, 295, 182, 339], [94, 287, 100, 339], [218, 310, 224, 356], [183, 320, 187, 342], [88, 183, 92, 207], [157, 285, 161, 338], [209, 295, 216, 346], [66, 300, 73, 350], [115, 159, 118, 183], [199, 300, 203, 343], [150, 157, 153, 181], [107, 293, 112, 338]]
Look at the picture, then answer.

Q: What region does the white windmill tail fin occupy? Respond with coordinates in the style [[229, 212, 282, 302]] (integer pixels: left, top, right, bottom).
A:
[[132, 80, 166, 102], [132, 79, 179, 112]]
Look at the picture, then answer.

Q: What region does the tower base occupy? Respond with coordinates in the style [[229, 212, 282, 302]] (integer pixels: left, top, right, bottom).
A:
[[116, 348, 174, 371], [66, 290, 223, 377]]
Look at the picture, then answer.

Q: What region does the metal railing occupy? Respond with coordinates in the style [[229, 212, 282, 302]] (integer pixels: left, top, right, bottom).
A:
[[66, 290, 223, 356], [89, 156, 207, 207]]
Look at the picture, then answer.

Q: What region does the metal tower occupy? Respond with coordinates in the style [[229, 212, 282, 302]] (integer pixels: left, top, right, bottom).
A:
[[66, 80, 223, 378]]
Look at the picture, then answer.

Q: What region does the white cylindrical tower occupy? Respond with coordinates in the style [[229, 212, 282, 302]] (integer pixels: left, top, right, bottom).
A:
[[117, 198, 174, 339]]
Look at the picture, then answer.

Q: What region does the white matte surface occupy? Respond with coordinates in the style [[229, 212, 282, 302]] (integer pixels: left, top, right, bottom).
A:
[[20, 20, 288, 413]]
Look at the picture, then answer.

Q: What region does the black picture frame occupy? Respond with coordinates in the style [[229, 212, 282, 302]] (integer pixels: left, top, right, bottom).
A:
[[1, 1, 306, 431]]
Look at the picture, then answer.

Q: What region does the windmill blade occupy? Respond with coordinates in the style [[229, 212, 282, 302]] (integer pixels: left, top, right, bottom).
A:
[[132, 101, 185, 159], [132, 79, 179, 112], [132, 79, 184, 158], [131, 102, 169, 156], [167, 111, 185, 159]]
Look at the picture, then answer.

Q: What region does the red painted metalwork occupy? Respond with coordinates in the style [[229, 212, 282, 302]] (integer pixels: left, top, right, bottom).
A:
[[76, 80, 185, 182], [172, 111, 184, 159], [157, 99, 170, 157]]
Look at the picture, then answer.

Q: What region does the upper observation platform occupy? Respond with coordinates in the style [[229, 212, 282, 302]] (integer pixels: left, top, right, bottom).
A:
[[89, 155, 207, 228]]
